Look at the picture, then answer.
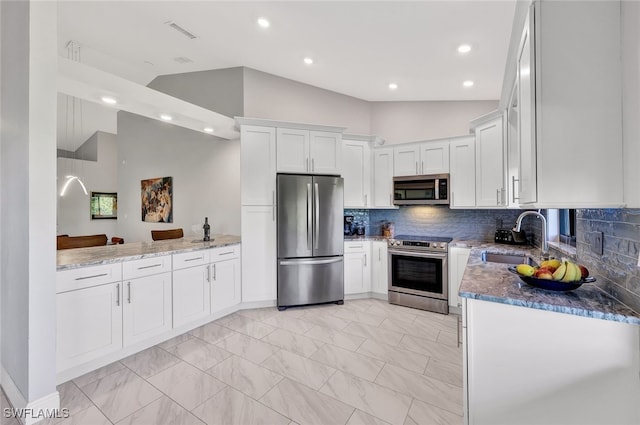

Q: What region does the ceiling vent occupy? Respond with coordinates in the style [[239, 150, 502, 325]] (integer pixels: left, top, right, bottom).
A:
[[165, 21, 198, 40], [174, 57, 194, 64]]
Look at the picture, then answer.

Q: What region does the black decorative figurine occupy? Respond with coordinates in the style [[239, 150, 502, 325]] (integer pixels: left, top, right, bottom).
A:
[[203, 217, 211, 241]]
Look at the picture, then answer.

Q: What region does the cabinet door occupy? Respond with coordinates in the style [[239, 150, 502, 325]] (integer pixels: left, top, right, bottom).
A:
[[241, 125, 276, 206], [211, 258, 241, 313], [57, 283, 123, 372], [448, 247, 471, 308], [344, 244, 371, 295], [393, 145, 420, 176], [241, 206, 277, 303], [343, 140, 371, 208], [310, 131, 342, 175], [276, 128, 309, 173], [123, 272, 172, 346], [517, 5, 537, 204], [475, 118, 505, 207], [507, 82, 520, 208], [371, 241, 388, 295], [450, 137, 476, 208], [172, 265, 210, 328], [373, 148, 394, 207], [420, 141, 450, 174]]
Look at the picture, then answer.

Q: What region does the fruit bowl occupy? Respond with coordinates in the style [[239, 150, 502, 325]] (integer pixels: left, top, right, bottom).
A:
[[507, 266, 596, 291]]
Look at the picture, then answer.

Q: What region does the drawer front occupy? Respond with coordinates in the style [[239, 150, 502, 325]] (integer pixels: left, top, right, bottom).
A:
[[210, 244, 240, 262], [173, 250, 210, 270], [122, 255, 171, 280], [344, 241, 369, 254], [57, 263, 122, 293]]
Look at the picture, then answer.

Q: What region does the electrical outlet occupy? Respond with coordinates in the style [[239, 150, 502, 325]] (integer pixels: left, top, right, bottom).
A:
[[590, 231, 604, 256], [637, 251, 640, 268]]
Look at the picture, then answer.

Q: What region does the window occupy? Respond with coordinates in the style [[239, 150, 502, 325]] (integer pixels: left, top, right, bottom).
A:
[[91, 192, 117, 220], [559, 209, 576, 247]]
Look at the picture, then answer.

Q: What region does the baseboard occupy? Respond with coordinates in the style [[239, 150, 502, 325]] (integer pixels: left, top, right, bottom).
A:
[[238, 300, 277, 310], [1, 365, 60, 425]]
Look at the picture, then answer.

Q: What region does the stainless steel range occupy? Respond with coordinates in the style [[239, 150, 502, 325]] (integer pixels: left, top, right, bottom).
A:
[[387, 235, 452, 314]]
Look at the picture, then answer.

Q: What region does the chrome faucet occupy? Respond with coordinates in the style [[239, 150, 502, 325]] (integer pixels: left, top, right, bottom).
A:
[[513, 210, 549, 259]]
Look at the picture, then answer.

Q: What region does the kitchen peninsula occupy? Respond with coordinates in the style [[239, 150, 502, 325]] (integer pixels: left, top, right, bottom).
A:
[[459, 245, 640, 425], [56, 235, 241, 383]]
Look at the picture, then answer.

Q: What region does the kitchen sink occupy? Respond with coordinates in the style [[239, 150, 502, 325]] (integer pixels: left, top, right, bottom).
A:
[[481, 251, 537, 266]]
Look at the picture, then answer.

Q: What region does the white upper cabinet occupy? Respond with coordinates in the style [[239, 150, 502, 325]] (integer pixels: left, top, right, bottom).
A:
[[506, 82, 520, 208], [393, 144, 421, 176], [474, 115, 505, 208], [449, 136, 476, 208], [241, 125, 276, 206], [372, 147, 394, 208], [276, 128, 342, 175], [394, 141, 449, 176], [510, 1, 623, 208], [343, 139, 371, 208], [420, 141, 450, 174]]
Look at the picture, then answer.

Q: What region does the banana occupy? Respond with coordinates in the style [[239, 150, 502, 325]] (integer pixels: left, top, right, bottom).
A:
[[562, 261, 577, 282], [552, 262, 567, 280]]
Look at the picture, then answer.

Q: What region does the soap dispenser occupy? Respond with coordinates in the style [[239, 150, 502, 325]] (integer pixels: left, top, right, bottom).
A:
[[203, 217, 211, 241]]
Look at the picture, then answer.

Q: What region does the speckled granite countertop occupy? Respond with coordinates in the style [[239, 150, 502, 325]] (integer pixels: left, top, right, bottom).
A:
[[344, 235, 390, 242], [57, 234, 241, 270], [458, 241, 640, 325]]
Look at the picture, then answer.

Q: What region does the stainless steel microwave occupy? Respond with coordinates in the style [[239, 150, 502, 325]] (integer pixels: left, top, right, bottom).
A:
[[393, 174, 449, 205]]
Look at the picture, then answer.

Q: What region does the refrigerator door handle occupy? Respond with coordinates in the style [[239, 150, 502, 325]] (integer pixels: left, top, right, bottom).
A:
[[314, 182, 319, 249], [279, 258, 343, 266], [307, 183, 312, 250]]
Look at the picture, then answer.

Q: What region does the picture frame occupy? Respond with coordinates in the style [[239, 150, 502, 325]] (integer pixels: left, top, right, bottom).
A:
[[90, 192, 117, 220]]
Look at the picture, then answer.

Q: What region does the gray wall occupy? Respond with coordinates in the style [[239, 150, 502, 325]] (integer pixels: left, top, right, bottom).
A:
[[117, 112, 240, 243], [57, 131, 118, 239], [370, 100, 498, 144], [243, 67, 372, 134], [622, 1, 640, 207], [148, 67, 244, 118]]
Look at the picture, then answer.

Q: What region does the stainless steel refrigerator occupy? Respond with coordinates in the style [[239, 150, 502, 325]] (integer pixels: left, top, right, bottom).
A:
[[277, 174, 344, 310]]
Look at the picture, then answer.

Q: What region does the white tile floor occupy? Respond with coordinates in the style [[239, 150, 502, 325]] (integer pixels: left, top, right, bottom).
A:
[[37, 298, 464, 425]]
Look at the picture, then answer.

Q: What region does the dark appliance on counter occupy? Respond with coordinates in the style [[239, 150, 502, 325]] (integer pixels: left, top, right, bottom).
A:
[[494, 228, 527, 245], [344, 215, 355, 236], [277, 174, 344, 310], [387, 235, 452, 314], [393, 174, 449, 205]]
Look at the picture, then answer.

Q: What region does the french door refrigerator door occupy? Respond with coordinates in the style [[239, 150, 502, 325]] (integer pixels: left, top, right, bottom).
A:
[[312, 175, 344, 257], [277, 257, 344, 307], [277, 174, 314, 259]]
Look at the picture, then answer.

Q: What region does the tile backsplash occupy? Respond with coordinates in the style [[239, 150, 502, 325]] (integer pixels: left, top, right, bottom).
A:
[[576, 209, 640, 313]]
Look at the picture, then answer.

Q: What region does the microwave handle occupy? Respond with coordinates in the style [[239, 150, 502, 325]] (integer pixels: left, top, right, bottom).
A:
[[435, 178, 439, 200]]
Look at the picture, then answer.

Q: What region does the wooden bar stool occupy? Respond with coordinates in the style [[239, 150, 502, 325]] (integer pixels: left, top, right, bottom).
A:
[[57, 234, 108, 250], [151, 228, 184, 241]]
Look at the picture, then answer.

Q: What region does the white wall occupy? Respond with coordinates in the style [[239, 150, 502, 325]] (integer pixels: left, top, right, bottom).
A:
[[370, 100, 498, 144], [57, 132, 118, 239], [622, 1, 640, 207], [117, 112, 240, 243], [243, 67, 372, 134], [1, 0, 57, 410]]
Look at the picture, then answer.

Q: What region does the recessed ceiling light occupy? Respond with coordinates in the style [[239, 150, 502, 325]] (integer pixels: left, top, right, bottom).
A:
[[304, 57, 314, 65], [257, 18, 270, 28], [463, 80, 474, 87], [458, 44, 472, 53], [204, 127, 214, 133], [160, 114, 173, 121], [388, 83, 398, 90], [101, 96, 117, 105]]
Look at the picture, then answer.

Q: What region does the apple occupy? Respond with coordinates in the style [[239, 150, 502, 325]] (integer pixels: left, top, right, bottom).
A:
[[534, 267, 554, 280], [578, 265, 589, 279]]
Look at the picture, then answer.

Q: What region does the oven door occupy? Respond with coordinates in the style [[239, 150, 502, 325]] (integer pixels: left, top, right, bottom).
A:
[[388, 249, 448, 300]]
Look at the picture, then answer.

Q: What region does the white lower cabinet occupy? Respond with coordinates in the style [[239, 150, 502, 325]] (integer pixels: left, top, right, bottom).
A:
[[172, 265, 211, 328], [344, 242, 372, 295], [56, 282, 122, 372], [371, 241, 388, 295], [448, 246, 471, 309], [122, 272, 172, 346], [211, 257, 241, 313]]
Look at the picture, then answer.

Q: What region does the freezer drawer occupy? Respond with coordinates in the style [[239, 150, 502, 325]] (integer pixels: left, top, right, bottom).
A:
[[277, 257, 344, 308]]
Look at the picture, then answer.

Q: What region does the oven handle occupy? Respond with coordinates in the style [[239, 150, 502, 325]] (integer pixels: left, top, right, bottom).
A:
[[387, 249, 447, 259]]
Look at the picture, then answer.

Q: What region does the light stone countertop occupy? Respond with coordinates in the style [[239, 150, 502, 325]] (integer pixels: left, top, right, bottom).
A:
[[57, 234, 241, 271], [344, 235, 390, 242], [458, 241, 640, 325]]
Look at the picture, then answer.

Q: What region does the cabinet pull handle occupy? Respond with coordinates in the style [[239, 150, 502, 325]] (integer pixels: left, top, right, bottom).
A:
[[496, 189, 500, 206], [213, 264, 217, 280], [218, 251, 234, 256], [364, 254, 367, 266], [207, 265, 211, 282], [378, 248, 381, 261], [307, 158, 309, 172], [421, 161, 424, 174], [184, 257, 203, 262], [364, 194, 367, 207], [75, 273, 108, 281], [415, 161, 418, 175], [350, 244, 363, 248], [512, 176, 520, 202], [127, 282, 131, 304], [116, 283, 120, 306], [312, 158, 315, 172], [501, 188, 506, 205], [138, 263, 161, 270], [272, 191, 276, 221]]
